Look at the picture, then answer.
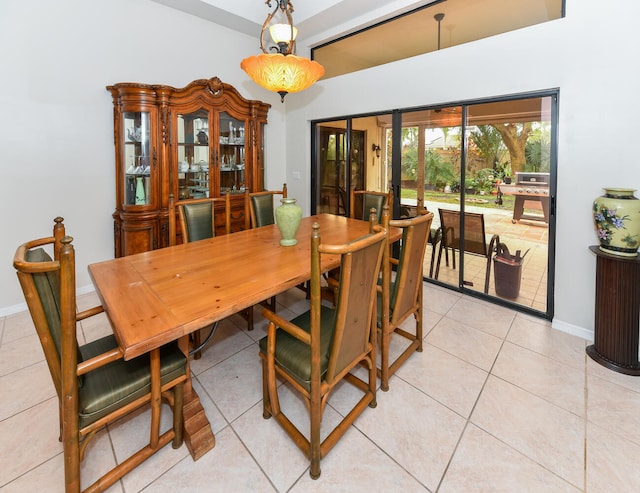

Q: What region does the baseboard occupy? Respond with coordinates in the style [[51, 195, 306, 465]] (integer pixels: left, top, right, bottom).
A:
[[552, 318, 593, 342]]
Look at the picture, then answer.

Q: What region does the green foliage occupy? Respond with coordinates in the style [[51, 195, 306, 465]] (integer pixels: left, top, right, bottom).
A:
[[469, 125, 509, 170], [425, 150, 456, 187], [525, 135, 551, 172], [400, 127, 419, 180], [474, 168, 497, 193]]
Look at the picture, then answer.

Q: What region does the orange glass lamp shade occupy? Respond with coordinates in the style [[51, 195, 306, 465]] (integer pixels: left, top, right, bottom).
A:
[[241, 53, 324, 102]]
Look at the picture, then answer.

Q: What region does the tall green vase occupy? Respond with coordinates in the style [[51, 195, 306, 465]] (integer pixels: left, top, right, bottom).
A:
[[593, 187, 640, 257], [275, 197, 302, 246]]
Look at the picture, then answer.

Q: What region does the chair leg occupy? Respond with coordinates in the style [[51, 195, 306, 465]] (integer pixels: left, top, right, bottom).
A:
[[429, 242, 437, 278], [416, 284, 423, 352], [380, 327, 390, 392], [172, 382, 184, 449], [261, 358, 272, 419], [484, 256, 491, 294], [191, 331, 202, 360], [246, 306, 254, 331], [309, 393, 322, 479], [434, 242, 444, 279]]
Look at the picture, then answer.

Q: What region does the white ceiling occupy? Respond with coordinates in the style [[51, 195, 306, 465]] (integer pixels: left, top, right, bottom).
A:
[[149, 0, 434, 43]]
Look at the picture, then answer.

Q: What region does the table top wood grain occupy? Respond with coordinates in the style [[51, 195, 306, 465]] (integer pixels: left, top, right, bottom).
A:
[[89, 214, 399, 360]]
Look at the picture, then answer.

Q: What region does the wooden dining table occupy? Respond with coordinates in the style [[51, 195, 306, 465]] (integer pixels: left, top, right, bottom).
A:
[[88, 213, 400, 460]]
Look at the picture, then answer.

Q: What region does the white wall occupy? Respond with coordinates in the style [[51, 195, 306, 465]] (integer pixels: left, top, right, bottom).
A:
[[3, 0, 639, 340], [284, 0, 640, 339], [0, 0, 287, 313]]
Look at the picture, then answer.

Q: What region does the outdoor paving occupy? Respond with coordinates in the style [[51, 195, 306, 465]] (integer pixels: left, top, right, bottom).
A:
[[423, 199, 549, 312]]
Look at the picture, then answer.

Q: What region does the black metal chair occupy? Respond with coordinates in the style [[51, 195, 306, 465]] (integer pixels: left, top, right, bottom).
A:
[[434, 208, 500, 293]]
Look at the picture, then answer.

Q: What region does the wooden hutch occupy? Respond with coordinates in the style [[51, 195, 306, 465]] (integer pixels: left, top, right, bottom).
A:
[[107, 77, 270, 257]]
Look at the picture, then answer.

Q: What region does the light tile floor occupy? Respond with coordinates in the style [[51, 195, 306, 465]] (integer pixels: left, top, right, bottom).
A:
[[2, 285, 640, 492]]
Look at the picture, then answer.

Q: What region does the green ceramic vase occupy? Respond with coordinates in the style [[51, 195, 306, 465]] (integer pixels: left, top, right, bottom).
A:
[[135, 177, 146, 205], [275, 197, 302, 246], [593, 188, 640, 257]]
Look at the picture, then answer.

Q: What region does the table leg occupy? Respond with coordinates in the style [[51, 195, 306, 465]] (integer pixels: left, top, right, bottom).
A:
[[178, 335, 216, 459]]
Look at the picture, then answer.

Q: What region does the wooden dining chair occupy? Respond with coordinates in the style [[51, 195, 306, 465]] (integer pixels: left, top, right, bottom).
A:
[[170, 193, 231, 243], [378, 206, 434, 391], [434, 208, 500, 293], [248, 183, 287, 228], [259, 216, 387, 479], [244, 183, 288, 310], [350, 188, 393, 222], [319, 189, 391, 306], [169, 193, 238, 355], [13, 217, 187, 493]]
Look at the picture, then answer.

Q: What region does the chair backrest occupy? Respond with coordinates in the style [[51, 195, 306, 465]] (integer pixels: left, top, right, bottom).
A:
[[309, 220, 387, 383], [249, 183, 287, 227], [438, 208, 488, 256], [169, 193, 230, 245], [350, 189, 392, 223], [385, 209, 434, 321], [13, 217, 76, 402]]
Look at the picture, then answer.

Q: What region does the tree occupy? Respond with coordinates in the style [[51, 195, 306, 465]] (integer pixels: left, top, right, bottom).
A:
[[492, 122, 533, 173], [525, 123, 551, 172], [424, 150, 456, 187], [400, 127, 419, 180], [469, 125, 508, 170]]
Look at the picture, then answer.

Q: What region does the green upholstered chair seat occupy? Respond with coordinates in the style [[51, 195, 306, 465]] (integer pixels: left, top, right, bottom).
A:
[[251, 194, 276, 227], [259, 305, 336, 390], [78, 336, 186, 429], [182, 202, 214, 241]]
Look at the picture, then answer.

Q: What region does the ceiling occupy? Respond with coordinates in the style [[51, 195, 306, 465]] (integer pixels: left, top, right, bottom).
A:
[[150, 0, 562, 80], [149, 0, 405, 40]]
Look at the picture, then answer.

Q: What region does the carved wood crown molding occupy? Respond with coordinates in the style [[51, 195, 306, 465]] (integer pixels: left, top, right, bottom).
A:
[[207, 77, 223, 96]]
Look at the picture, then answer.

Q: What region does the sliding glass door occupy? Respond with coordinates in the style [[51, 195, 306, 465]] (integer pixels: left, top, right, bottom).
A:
[[311, 91, 556, 318], [313, 122, 365, 215]]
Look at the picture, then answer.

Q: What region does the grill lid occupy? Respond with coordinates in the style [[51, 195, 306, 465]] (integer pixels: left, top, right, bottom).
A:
[[515, 172, 549, 186]]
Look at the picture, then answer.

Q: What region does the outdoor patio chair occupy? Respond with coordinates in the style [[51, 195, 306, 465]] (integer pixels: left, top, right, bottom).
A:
[[434, 208, 500, 293]]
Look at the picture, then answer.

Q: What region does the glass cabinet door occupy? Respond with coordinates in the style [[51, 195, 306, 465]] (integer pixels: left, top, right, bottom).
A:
[[218, 112, 246, 196], [123, 111, 152, 206], [176, 110, 210, 199]]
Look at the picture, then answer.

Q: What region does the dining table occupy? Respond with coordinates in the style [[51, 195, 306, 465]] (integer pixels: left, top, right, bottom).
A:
[[88, 213, 401, 460]]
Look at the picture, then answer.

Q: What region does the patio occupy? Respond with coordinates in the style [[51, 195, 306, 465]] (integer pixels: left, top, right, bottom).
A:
[[421, 199, 549, 312]]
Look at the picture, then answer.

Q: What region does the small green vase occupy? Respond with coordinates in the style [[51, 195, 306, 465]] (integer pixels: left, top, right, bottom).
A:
[[275, 197, 302, 246], [135, 177, 146, 205], [593, 187, 640, 257]]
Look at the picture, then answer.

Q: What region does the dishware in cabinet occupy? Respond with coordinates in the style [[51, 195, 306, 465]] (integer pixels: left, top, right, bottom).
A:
[[175, 111, 210, 199], [107, 77, 270, 257], [107, 94, 160, 257], [218, 112, 247, 195], [123, 111, 153, 206]]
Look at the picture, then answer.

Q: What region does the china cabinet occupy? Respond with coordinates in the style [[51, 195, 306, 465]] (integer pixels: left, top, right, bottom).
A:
[[107, 77, 270, 257]]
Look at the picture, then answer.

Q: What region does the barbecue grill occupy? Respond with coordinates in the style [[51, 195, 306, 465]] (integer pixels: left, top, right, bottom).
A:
[[498, 172, 550, 224]]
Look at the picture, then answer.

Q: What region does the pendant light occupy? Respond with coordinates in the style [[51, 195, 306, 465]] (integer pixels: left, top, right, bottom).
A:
[[240, 0, 325, 102]]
